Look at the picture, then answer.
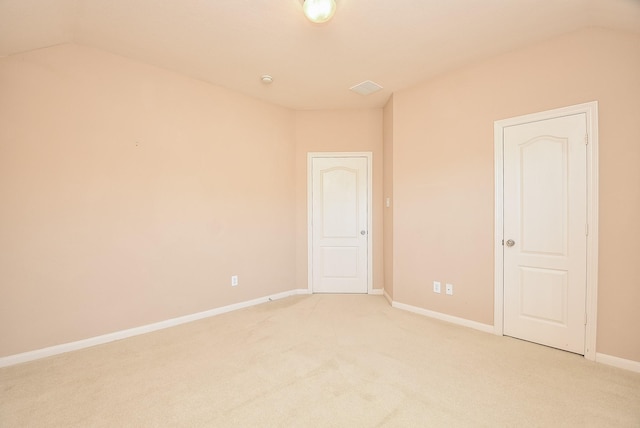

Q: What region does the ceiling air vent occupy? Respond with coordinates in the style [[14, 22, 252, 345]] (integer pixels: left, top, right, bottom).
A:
[[349, 80, 383, 96]]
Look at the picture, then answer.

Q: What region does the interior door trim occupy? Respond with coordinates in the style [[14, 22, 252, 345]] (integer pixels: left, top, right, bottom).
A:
[[493, 102, 599, 361], [307, 152, 373, 294]]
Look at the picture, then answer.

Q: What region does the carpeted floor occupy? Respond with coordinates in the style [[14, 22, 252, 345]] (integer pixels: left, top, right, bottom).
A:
[[1, 294, 639, 427]]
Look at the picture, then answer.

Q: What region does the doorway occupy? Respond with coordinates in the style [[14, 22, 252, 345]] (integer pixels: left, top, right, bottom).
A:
[[494, 102, 599, 359], [308, 152, 372, 293]]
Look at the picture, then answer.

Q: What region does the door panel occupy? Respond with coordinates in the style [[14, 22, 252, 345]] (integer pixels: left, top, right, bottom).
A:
[[312, 157, 368, 293], [503, 113, 587, 354], [520, 136, 567, 255], [519, 267, 567, 325], [322, 168, 358, 237]]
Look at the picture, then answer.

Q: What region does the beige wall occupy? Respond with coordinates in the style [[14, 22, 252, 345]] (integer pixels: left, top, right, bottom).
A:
[[294, 109, 384, 292], [2, 28, 638, 365], [0, 44, 386, 359], [383, 97, 394, 299], [391, 28, 640, 362], [0, 44, 297, 357]]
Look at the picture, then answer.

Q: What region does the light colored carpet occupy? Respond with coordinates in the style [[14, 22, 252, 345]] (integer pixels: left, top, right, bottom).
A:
[[1, 294, 639, 427]]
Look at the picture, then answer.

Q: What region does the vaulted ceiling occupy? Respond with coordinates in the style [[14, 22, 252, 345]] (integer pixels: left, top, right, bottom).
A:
[[1, 0, 639, 110]]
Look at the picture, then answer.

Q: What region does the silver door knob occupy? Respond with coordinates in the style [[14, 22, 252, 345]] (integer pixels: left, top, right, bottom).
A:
[[506, 239, 515, 247], [360, 230, 367, 235]]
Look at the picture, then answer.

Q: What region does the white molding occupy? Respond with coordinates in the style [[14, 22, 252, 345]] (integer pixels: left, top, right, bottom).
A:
[[584, 103, 599, 361], [307, 154, 314, 294], [596, 353, 640, 374], [392, 301, 494, 334], [493, 119, 505, 337], [307, 152, 374, 294], [0, 288, 310, 368], [369, 288, 384, 296], [383, 289, 393, 304], [493, 101, 599, 361]]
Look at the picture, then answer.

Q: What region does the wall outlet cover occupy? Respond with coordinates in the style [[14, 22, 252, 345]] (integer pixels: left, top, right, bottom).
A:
[[433, 281, 441, 293]]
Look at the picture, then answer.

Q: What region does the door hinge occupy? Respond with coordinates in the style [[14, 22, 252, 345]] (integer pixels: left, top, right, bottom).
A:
[[585, 134, 589, 145], [585, 223, 589, 236], [501, 239, 504, 246], [584, 312, 588, 326]]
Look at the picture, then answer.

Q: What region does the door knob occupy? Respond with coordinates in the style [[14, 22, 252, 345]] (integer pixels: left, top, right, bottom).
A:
[[360, 230, 367, 235], [506, 239, 515, 247]]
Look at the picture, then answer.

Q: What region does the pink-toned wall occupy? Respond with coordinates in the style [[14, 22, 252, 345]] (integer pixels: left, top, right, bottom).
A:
[[2, 28, 638, 365], [294, 109, 384, 292], [391, 28, 640, 362], [383, 97, 394, 299], [0, 44, 297, 357]]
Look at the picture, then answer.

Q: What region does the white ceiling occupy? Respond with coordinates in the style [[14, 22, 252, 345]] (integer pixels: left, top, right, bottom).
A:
[[1, 0, 639, 110]]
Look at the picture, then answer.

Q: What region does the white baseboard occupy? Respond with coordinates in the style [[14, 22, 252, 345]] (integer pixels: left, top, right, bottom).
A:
[[596, 353, 640, 373], [392, 301, 494, 334], [369, 288, 383, 295], [392, 302, 640, 373], [0, 288, 310, 368], [12, 291, 636, 374], [383, 289, 392, 304]]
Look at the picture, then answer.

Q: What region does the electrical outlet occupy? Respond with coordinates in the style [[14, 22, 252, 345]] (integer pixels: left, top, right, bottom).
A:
[[446, 283, 453, 295], [231, 275, 238, 287], [433, 281, 441, 293]]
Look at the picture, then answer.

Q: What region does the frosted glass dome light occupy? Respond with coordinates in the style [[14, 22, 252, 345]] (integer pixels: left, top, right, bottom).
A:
[[303, 0, 337, 23]]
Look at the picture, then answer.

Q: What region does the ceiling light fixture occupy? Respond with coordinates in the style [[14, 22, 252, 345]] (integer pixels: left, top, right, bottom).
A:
[[303, 0, 337, 24]]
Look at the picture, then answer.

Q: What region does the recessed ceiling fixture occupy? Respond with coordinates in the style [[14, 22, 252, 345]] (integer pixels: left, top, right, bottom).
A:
[[303, 0, 337, 24], [350, 80, 383, 96], [261, 75, 273, 84]]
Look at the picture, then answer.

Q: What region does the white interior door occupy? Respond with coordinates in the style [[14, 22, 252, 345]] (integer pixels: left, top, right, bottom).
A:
[[503, 113, 587, 354], [310, 156, 369, 293]]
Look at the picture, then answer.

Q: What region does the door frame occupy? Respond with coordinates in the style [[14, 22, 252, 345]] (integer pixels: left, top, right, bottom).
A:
[[493, 102, 599, 360], [307, 152, 373, 294]]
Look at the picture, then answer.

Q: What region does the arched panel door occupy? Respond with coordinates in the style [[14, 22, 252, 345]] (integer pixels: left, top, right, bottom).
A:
[[311, 156, 369, 294]]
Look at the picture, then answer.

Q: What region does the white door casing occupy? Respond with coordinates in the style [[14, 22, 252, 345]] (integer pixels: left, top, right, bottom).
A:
[[494, 102, 599, 360], [308, 153, 372, 294]]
